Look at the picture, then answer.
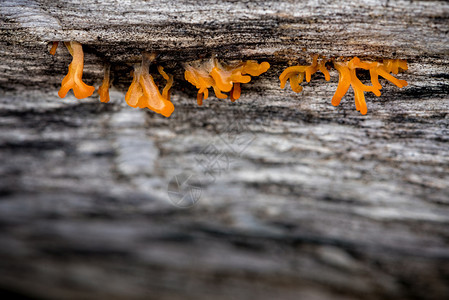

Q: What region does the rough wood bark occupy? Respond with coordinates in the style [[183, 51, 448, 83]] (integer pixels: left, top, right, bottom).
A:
[[0, 1, 449, 300]]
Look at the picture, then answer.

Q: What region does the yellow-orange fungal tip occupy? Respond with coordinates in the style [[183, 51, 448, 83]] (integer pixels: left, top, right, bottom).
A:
[[98, 64, 111, 103], [230, 82, 241, 102], [49, 42, 59, 55], [58, 41, 95, 99], [158, 66, 173, 101], [197, 93, 204, 106], [184, 58, 269, 105], [125, 55, 175, 117]]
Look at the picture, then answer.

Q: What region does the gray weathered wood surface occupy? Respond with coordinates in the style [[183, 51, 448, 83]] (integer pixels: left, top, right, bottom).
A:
[[0, 0, 449, 299]]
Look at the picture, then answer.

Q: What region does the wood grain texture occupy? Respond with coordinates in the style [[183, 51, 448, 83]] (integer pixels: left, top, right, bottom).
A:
[[0, 1, 449, 299]]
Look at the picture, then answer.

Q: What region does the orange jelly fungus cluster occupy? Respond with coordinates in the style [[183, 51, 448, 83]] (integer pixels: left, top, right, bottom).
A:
[[57, 41, 95, 99], [125, 54, 175, 117], [280, 56, 408, 115], [184, 59, 270, 105], [280, 55, 330, 93], [51, 42, 174, 117], [50, 41, 408, 117], [332, 58, 408, 115]]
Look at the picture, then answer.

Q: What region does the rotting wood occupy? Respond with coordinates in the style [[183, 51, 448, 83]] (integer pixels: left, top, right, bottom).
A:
[[0, 1, 449, 300]]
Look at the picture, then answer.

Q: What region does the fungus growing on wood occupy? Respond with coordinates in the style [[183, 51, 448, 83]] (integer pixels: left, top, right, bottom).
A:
[[184, 58, 270, 105], [279, 55, 408, 115], [48, 41, 407, 116], [279, 55, 330, 93], [331, 58, 408, 115], [98, 64, 111, 103], [125, 53, 175, 117], [57, 41, 95, 99]]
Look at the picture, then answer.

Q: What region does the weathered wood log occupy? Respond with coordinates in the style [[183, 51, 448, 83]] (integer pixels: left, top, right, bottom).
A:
[[0, 1, 449, 299]]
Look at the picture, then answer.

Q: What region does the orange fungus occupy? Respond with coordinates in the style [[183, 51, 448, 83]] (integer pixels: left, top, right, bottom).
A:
[[58, 41, 95, 99], [279, 55, 330, 93], [280, 56, 408, 115], [49, 42, 59, 55], [98, 64, 111, 103], [184, 58, 270, 105], [125, 54, 175, 117], [331, 58, 408, 115]]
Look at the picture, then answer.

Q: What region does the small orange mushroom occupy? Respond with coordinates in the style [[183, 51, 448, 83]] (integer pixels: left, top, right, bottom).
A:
[[184, 58, 270, 105], [230, 83, 241, 102], [279, 55, 330, 93], [185, 64, 215, 105], [98, 64, 111, 103], [157, 65, 173, 101], [332, 58, 408, 115], [58, 41, 95, 99], [125, 54, 175, 117], [49, 42, 59, 55]]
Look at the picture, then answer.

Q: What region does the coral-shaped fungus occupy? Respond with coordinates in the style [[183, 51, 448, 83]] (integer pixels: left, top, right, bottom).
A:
[[57, 41, 95, 99], [279, 55, 330, 93], [98, 64, 111, 103], [125, 53, 175, 117], [49, 41, 408, 117], [184, 59, 270, 105], [331, 58, 408, 115], [280, 56, 408, 115]]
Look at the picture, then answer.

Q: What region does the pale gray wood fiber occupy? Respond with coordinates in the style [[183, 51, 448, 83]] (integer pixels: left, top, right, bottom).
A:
[[0, 1, 448, 299]]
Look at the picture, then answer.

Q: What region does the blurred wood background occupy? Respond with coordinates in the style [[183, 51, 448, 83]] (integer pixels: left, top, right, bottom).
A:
[[0, 1, 448, 299]]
